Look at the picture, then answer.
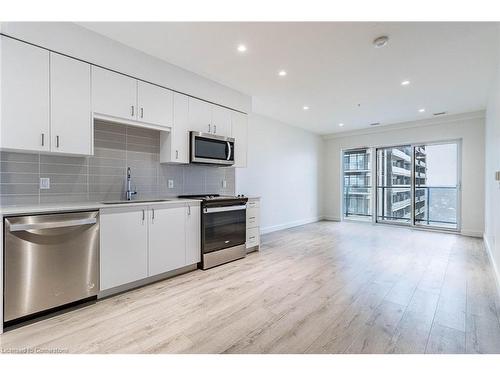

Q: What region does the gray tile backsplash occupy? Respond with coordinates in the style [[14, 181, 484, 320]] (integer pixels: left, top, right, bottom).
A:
[[0, 120, 235, 207]]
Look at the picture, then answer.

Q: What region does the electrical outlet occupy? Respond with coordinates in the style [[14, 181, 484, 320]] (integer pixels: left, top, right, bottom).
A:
[[39, 177, 50, 190], [222, 179, 227, 189], [168, 179, 174, 189]]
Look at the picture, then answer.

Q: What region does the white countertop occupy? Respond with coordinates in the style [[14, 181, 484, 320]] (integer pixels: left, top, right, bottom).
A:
[[0, 198, 201, 216]]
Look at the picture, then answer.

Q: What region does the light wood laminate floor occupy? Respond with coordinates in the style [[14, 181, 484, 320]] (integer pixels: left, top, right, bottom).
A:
[[1, 221, 500, 354]]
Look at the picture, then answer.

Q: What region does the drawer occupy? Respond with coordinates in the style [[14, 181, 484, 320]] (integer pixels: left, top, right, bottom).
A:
[[246, 207, 260, 228], [246, 227, 260, 248], [247, 199, 260, 209]]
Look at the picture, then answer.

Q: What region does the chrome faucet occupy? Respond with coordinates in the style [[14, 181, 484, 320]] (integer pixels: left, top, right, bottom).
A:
[[125, 167, 137, 201]]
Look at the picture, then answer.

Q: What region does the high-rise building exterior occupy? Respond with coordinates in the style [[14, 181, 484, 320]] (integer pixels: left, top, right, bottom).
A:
[[376, 146, 427, 222], [343, 149, 372, 220], [343, 146, 428, 223], [414, 146, 427, 222]]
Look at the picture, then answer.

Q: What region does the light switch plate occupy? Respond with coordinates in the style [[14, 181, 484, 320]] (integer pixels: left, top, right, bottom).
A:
[[168, 179, 174, 189], [40, 177, 50, 189]]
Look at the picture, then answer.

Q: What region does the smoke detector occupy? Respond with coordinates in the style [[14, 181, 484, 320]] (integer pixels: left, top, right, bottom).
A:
[[373, 36, 389, 48]]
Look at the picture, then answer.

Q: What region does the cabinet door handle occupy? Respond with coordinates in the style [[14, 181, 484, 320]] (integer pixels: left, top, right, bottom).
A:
[[142, 209, 145, 222], [56, 135, 60, 148], [208, 124, 211, 133], [141, 107, 144, 119], [152, 208, 155, 222], [188, 205, 191, 215], [176, 150, 179, 159], [214, 125, 217, 134], [41, 133, 45, 147], [131, 105, 135, 117]]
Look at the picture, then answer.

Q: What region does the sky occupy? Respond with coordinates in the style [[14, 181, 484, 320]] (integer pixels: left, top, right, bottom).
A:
[[425, 143, 458, 186]]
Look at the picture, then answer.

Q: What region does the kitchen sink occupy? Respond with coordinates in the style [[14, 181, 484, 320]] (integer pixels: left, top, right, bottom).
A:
[[101, 199, 171, 205]]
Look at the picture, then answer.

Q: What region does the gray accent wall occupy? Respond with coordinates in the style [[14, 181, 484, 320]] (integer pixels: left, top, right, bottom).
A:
[[0, 120, 235, 207]]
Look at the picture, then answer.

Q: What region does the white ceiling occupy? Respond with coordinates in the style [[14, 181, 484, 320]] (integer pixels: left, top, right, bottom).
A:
[[79, 22, 498, 134]]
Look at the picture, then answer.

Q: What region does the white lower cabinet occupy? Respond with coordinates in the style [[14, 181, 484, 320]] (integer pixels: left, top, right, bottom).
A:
[[100, 206, 149, 290], [100, 202, 201, 292], [149, 206, 186, 276], [186, 203, 201, 264], [246, 198, 261, 252]]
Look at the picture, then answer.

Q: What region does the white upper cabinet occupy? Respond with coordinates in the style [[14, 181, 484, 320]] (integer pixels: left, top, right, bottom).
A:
[[211, 106, 232, 137], [231, 111, 248, 168], [160, 92, 189, 164], [188, 97, 212, 133], [1, 36, 50, 152], [50, 53, 92, 155], [92, 66, 137, 121], [148, 205, 187, 276], [137, 81, 173, 128], [188, 97, 233, 137]]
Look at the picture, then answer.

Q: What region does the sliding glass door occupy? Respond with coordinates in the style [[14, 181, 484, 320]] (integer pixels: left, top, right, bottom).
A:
[[342, 148, 372, 221], [413, 143, 459, 230], [376, 146, 413, 225]]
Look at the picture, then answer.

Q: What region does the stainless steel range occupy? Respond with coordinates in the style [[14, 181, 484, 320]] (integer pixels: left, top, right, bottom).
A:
[[178, 194, 248, 269]]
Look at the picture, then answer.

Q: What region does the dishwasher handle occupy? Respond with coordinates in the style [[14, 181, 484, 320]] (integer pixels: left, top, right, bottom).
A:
[[9, 218, 97, 232]]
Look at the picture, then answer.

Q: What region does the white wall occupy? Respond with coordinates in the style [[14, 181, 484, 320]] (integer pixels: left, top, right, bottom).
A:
[[0, 22, 251, 113], [323, 111, 485, 237], [236, 113, 324, 233], [484, 29, 500, 292]]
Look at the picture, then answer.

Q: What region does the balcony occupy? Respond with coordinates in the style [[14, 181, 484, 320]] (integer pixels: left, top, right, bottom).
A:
[[392, 149, 411, 162], [392, 166, 411, 177], [391, 198, 411, 211]]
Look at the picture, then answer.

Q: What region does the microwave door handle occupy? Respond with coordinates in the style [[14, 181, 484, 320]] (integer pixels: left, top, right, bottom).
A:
[[227, 141, 232, 161]]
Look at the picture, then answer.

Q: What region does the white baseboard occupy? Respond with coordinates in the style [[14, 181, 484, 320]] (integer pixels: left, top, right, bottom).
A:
[[260, 216, 323, 235], [322, 216, 341, 222], [461, 230, 483, 238], [483, 234, 500, 301]]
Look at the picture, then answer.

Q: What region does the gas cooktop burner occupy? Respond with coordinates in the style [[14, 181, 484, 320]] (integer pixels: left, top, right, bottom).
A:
[[178, 194, 246, 201]]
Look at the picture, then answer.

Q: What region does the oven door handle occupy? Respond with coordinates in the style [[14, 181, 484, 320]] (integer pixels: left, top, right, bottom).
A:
[[204, 205, 246, 213]]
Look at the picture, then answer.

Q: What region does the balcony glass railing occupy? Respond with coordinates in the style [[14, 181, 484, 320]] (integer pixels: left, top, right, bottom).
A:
[[344, 186, 372, 220], [414, 186, 458, 229], [376, 186, 412, 224]]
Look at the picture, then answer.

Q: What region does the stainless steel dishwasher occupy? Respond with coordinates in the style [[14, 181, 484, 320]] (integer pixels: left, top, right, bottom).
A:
[[3, 211, 99, 324]]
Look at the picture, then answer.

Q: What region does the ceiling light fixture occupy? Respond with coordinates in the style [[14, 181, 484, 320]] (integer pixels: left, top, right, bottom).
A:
[[303, 106, 309, 110], [418, 108, 425, 113], [339, 123, 344, 127], [373, 35, 389, 48], [278, 70, 287, 77], [237, 44, 247, 53], [401, 80, 411, 86]]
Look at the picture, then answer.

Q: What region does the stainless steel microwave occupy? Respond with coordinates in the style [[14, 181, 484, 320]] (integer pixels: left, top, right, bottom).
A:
[[190, 132, 235, 166]]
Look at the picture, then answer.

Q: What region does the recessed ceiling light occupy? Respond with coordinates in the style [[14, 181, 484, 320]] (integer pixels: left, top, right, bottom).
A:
[[339, 123, 344, 127], [237, 44, 247, 53], [303, 106, 309, 110], [418, 108, 425, 113], [401, 80, 411, 86], [373, 35, 389, 48], [278, 70, 287, 77]]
